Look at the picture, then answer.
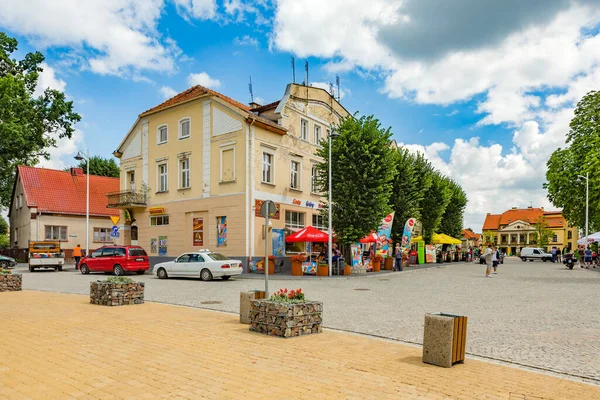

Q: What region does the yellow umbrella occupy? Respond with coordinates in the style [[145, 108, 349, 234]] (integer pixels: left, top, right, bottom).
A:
[[411, 233, 461, 245]]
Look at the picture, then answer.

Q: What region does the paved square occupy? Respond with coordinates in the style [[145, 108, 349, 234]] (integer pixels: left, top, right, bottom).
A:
[[1, 291, 599, 399], [17, 257, 600, 383]]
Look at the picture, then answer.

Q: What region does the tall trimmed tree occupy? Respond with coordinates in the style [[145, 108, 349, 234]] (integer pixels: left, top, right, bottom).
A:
[[69, 156, 120, 178], [420, 170, 452, 244], [315, 115, 397, 245], [439, 179, 468, 238]]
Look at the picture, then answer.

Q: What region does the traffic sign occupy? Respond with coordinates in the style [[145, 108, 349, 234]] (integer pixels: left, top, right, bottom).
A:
[[260, 200, 277, 218], [110, 216, 120, 226], [111, 226, 119, 234], [110, 231, 120, 238]]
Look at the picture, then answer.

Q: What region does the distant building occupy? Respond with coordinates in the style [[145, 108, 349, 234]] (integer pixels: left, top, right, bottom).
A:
[[8, 166, 120, 257], [481, 206, 577, 256], [461, 229, 481, 248]]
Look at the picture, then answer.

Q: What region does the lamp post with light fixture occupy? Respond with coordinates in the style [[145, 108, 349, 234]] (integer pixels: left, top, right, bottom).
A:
[[74, 149, 90, 259], [328, 129, 340, 276], [578, 172, 589, 248]]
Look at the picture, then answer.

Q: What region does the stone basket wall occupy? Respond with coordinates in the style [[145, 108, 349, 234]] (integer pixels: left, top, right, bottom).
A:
[[249, 300, 323, 338], [90, 281, 145, 306], [0, 274, 22, 292]]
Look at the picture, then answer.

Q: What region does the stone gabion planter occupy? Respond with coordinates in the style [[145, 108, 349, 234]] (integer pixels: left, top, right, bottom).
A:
[[90, 281, 145, 306], [351, 265, 367, 275], [249, 300, 323, 338], [0, 274, 22, 292]]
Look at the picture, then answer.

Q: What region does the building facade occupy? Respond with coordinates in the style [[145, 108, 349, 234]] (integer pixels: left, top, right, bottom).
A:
[[8, 166, 120, 258], [111, 83, 350, 266], [481, 207, 577, 256]]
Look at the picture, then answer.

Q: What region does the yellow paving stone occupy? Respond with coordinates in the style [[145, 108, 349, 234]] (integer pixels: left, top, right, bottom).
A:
[[0, 291, 599, 400]]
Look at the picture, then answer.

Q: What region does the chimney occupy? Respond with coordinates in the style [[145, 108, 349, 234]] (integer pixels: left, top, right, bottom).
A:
[[249, 101, 262, 109], [70, 168, 84, 176]]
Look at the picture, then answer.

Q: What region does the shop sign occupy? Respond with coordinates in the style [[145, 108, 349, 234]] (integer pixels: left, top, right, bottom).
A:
[[254, 200, 280, 219], [292, 199, 301, 205], [149, 207, 165, 215], [193, 218, 204, 246], [305, 201, 315, 208]]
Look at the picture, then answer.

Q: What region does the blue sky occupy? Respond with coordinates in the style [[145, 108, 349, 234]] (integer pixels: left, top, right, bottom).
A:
[[2, 0, 600, 230]]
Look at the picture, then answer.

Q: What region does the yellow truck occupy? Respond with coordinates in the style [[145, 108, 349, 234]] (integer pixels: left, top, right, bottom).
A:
[[28, 241, 65, 272]]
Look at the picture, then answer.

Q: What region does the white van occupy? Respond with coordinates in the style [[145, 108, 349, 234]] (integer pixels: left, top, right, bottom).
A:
[[520, 247, 552, 262]]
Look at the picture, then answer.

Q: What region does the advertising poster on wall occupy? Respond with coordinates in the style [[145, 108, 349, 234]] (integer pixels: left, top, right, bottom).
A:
[[150, 238, 157, 254], [272, 228, 285, 256], [351, 244, 362, 266], [254, 200, 281, 219], [425, 244, 436, 263], [376, 212, 395, 256], [248, 258, 265, 273], [217, 216, 227, 247], [158, 236, 167, 256], [192, 217, 204, 246], [302, 262, 317, 275]]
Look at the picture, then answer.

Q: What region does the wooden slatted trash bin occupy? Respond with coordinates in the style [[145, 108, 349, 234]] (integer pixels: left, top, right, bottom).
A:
[[422, 313, 467, 367], [240, 290, 266, 324]]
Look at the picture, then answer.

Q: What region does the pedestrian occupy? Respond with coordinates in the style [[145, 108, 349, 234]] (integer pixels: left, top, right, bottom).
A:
[[483, 244, 493, 278], [551, 247, 557, 263], [492, 246, 499, 274], [584, 246, 592, 269], [73, 244, 82, 270], [394, 243, 403, 271]]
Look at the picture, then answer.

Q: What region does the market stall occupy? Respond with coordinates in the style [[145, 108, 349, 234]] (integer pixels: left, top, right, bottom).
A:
[[285, 226, 329, 275], [412, 233, 462, 263]]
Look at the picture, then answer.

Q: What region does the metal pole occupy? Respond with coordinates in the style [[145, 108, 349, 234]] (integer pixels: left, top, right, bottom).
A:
[[264, 213, 269, 298], [328, 133, 333, 277], [586, 172, 589, 247], [86, 149, 89, 258]]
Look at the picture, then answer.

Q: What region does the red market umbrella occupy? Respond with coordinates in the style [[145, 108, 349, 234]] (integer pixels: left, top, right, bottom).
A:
[[285, 226, 329, 243], [360, 232, 378, 243]]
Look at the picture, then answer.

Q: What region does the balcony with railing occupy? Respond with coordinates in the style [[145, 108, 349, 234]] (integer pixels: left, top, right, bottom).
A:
[[107, 190, 147, 208]]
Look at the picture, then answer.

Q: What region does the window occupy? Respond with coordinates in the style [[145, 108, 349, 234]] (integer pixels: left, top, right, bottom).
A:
[[91, 249, 103, 258], [114, 248, 126, 257], [300, 119, 309, 141], [552, 234, 558, 242], [14, 228, 18, 244], [290, 160, 300, 190], [45, 225, 67, 241], [93, 227, 111, 243], [131, 226, 138, 241], [158, 163, 168, 192], [313, 125, 321, 144], [157, 125, 168, 144], [180, 159, 190, 189], [179, 118, 190, 139], [311, 165, 319, 193], [220, 147, 235, 182], [312, 214, 327, 230], [128, 248, 146, 257], [150, 215, 169, 226], [568, 231, 572, 240], [262, 152, 274, 184], [101, 248, 114, 257], [285, 211, 305, 229], [128, 171, 135, 191]]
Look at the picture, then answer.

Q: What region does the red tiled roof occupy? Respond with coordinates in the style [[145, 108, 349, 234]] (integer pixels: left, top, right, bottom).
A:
[[482, 208, 565, 230], [17, 166, 119, 217], [139, 85, 286, 134], [252, 100, 280, 112], [462, 229, 477, 240], [482, 213, 502, 230]]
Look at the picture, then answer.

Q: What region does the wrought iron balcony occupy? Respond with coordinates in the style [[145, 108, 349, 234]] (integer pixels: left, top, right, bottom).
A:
[[107, 190, 147, 208]]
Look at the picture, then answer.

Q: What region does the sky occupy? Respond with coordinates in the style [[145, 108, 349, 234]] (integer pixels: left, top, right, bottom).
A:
[[1, 0, 600, 231]]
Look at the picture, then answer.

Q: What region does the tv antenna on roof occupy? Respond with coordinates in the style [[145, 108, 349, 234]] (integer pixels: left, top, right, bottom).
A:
[[248, 76, 254, 103], [336, 75, 340, 102], [291, 57, 295, 83]]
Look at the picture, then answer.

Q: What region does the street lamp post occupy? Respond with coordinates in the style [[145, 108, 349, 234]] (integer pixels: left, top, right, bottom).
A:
[[74, 149, 90, 259], [578, 172, 589, 247], [328, 129, 340, 277]]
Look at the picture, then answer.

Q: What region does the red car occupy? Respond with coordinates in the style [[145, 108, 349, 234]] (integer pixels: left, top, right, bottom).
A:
[[79, 245, 149, 276]]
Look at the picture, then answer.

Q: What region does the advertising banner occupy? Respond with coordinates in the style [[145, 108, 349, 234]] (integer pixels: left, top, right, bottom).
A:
[[376, 212, 395, 256], [150, 238, 157, 254], [272, 228, 285, 256], [193, 218, 203, 246], [217, 216, 227, 247], [418, 240, 424, 264], [425, 244, 436, 264], [302, 262, 317, 275], [351, 244, 362, 267], [158, 236, 167, 256], [401, 217, 417, 254], [255, 200, 281, 219]]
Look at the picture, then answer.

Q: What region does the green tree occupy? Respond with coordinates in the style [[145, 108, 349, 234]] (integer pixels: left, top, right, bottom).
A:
[[532, 216, 553, 249], [420, 170, 452, 244], [0, 32, 80, 210], [0, 234, 8, 249], [315, 114, 396, 245], [70, 156, 120, 178], [0, 216, 7, 235], [438, 179, 468, 238], [389, 149, 429, 242], [545, 90, 600, 232]]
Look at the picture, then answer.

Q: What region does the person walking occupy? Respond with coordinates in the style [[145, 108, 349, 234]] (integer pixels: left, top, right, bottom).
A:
[[483, 244, 493, 278], [394, 243, 403, 271], [492, 246, 499, 274], [584, 246, 592, 269], [551, 247, 557, 263], [73, 244, 82, 271]]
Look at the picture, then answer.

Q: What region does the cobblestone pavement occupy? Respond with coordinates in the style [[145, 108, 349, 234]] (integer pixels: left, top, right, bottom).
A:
[[16, 257, 600, 382], [1, 291, 599, 400]]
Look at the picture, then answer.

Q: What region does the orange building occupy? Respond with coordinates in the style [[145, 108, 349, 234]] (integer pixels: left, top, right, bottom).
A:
[[481, 206, 577, 256]]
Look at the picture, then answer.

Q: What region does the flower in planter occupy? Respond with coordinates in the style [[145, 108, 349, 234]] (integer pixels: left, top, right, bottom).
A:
[[104, 276, 135, 284], [270, 288, 306, 303], [372, 254, 384, 263], [268, 255, 276, 261], [291, 253, 306, 262], [0, 268, 12, 275]]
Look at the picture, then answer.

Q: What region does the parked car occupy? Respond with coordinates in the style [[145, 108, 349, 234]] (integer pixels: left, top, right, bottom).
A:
[[154, 250, 243, 281], [520, 247, 552, 262], [0, 255, 17, 269], [479, 251, 504, 264], [79, 245, 149, 276]]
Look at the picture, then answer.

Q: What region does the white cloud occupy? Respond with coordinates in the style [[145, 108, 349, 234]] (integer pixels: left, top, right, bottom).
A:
[[254, 96, 265, 104], [34, 63, 67, 97], [159, 86, 179, 99], [187, 72, 221, 89], [172, 0, 217, 21], [0, 0, 180, 77], [38, 129, 86, 171], [446, 110, 458, 117], [310, 81, 348, 100], [234, 35, 259, 47]]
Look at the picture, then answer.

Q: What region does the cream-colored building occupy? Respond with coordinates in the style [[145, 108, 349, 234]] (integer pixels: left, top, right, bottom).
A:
[[111, 83, 350, 267], [8, 166, 120, 259]]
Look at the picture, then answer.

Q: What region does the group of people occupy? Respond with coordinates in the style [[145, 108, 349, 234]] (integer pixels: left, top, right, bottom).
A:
[[574, 246, 598, 269], [481, 244, 501, 278]]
